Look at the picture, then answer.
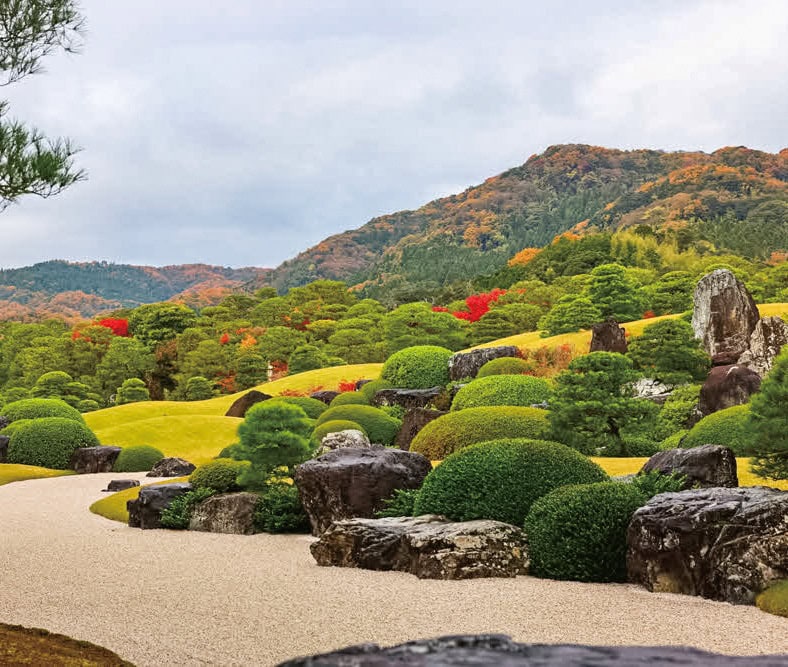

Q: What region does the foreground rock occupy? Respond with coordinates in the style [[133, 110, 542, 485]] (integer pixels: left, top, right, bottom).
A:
[[590, 319, 628, 353], [311, 515, 529, 580], [315, 429, 371, 457], [395, 408, 447, 450], [640, 445, 738, 489], [127, 482, 192, 529], [739, 315, 788, 377], [371, 387, 442, 410], [279, 635, 788, 666], [104, 479, 140, 492], [70, 446, 121, 474], [224, 390, 272, 418], [698, 364, 761, 416], [146, 457, 196, 477], [448, 346, 519, 381], [627, 486, 788, 604], [294, 448, 431, 535], [189, 492, 259, 534], [0, 434, 8, 463]]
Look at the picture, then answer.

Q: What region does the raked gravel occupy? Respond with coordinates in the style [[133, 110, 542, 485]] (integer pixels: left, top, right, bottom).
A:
[[1, 473, 786, 666]]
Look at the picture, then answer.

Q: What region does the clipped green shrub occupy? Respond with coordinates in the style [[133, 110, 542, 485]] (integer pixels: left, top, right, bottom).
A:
[[160, 488, 216, 529], [268, 396, 327, 419], [756, 579, 788, 618], [359, 379, 393, 401], [190, 458, 251, 492], [380, 345, 453, 389], [310, 419, 367, 447], [525, 481, 646, 582], [314, 405, 401, 446], [477, 357, 534, 377], [253, 484, 310, 533], [659, 429, 688, 450], [413, 438, 608, 525], [0, 418, 32, 437], [410, 406, 549, 459], [375, 488, 418, 518], [631, 470, 687, 498], [329, 391, 370, 407], [620, 436, 660, 457], [7, 417, 100, 469], [451, 375, 550, 411], [0, 398, 84, 424], [681, 404, 755, 454], [113, 445, 165, 472], [77, 399, 100, 413], [659, 384, 701, 431]]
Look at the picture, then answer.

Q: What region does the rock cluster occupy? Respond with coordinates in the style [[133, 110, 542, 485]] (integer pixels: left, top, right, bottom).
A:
[[639, 445, 738, 489], [371, 387, 442, 410], [189, 492, 259, 534], [146, 457, 196, 477], [70, 446, 121, 474], [448, 346, 519, 380], [315, 429, 370, 456], [127, 482, 192, 529]]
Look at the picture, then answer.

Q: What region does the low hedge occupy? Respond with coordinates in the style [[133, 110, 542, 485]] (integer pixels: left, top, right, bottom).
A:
[[756, 579, 788, 618], [451, 375, 550, 411], [329, 392, 370, 407], [380, 345, 453, 389], [0, 419, 32, 438], [190, 458, 251, 492], [314, 405, 401, 445], [413, 438, 608, 525], [410, 406, 549, 459], [7, 417, 100, 469], [477, 357, 533, 377], [681, 404, 756, 454], [310, 419, 367, 447], [113, 445, 165, 472], [0, 398, 84, 424], [268, 396, 327, 419], [524, 481, 646, 583]]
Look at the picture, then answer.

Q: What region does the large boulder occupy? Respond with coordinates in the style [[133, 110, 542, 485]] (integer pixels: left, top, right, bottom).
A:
[[394, 408, 447, 451], [590, 319, 628, 354], [0, 434, 9, 463], [278, 635, 787, 667], [691, 269, 760, 365], [127, 482, 192, 529], [70, 446, 121, 474], [448, 346, 519, 381], [311, 515, 528, 580], [294, 447, 432, 535], [103, 479, 140, 492], [189, 492, 259, 534], [639, 445, 738, 489], [698, 364, 761, 416], [310, 390, 340, 405], [224, 390, 272, 418], [738, 315, 788, 377], [627, 486, 788, 604], [315, 429, 371, 457], [146, 457, 196, 478], [371, 387, 442, 411]]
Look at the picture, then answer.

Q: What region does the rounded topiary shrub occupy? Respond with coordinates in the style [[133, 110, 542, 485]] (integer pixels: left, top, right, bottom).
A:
[[113, 445, 165, 472], [380, 345, 453, 389], [681, 404, 755, 454], [314, 405, 401, 445], [477, 357, 534, 377], [329, 392, 370, 407], [310, 419, 367, 447], [190, 458, 251, 492], [451, 375, 551, 411], [359, 379, 393, 401], [413, 438, 608, 525], [0, 418, 32, 437], [0, 398, 84, 424], [756, 579, 788, 618], [268, 396, 327, 419], [7, 417, 100, 469], [410, 406, 549, 460], [524, 481, 646, 583]]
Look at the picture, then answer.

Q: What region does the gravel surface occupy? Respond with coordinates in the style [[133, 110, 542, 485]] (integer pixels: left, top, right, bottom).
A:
[[1, 473, 786, 666]]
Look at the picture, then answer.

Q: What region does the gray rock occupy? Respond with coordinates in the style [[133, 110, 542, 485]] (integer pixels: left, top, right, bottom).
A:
[[104, 479, 140, 492], [639, 445, 738, 489], [738, 315, 788, 377], [590, 319, 628, 354], [631, 378, 673, 404], [371, 387, 443, 410], [698, 364, 761, 416], [224, 390, 272, 418], [310, 390, 340, 405], [0, 434, 9, 463], [278, 635, 788, 666], [311, 515, 529, 580], [395, 408, 447, 451], [70, 446, 122, 474], [316, 429, 371, 457], [189, 492, 260, 534], [627, 486, 788, 604], [294, 448, 432, 535], [448, 346, 520, 381], [146, 457, 196, 477], [127, 482, 192, 529]]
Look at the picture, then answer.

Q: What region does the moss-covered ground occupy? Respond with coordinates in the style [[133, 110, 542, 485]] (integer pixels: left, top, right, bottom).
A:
[[0, 464, 72, 487]]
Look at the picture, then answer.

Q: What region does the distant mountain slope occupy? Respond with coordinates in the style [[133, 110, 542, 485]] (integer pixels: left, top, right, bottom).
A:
[[270, 144, 788, 298]]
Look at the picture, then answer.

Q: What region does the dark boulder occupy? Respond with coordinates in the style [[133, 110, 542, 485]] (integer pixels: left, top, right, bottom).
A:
[[627, 486, 788, 604], [310, 390, 340, 405], [639, 445, 738, 489], [127, 482, 192, 529], [189, 492, 259, 534], [0, 434, 9, 463], [294, 447, 432, 535], [70, 446, 122, 474], [590, 319, 628, 354], [394, 408, 447, 451], [311, 515, 529, 580], [104, 479, 140, 492], [371, 387, 442, 411], [448, 346, 519, 381], [0, 415, 9, 431], [739, 315, 788, 377], [224, 390, 272, 418], [698, 364, 761, 416], [146, 457, 196, 478], [355, 379, 373, 390]]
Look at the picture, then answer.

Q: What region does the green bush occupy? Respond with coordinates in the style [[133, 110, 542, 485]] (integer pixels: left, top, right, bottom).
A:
[[380, 345, 453, 389], [410, 406, 549, 459], [184, 376, 213, 401], [681, 404, 756, 454], [477, 357, 534, 377], [659, 384, 701, 431], [160, 488, 216, 529], [375, 488, 419, 518], [0, 418, 32, 437], [253, 484, 310, 533], [310, 419, 367, 447], [113, 445, 165, 472], [756, 579, 788, 618], [359, 379, 393, 401], [525, 481, 646, 582], [77, 399, 100, 413], [268, 396, 327, 419], [619, 436, 660, 458], [659, 429, 688, 450], [0, 398, 84, 424], [115, 378, 151, 405], [631, 470, 687, 498], [7, 418, 100, 469], [451, 375, 551, 411], [329, 391, 370, 407], [190, 458, 251, 492], [413, 438, 608, 525], [315, 405, 401, 446]]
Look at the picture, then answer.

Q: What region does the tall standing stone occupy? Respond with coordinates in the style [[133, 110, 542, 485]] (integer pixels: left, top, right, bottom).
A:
[[589, 319, 628, 354]]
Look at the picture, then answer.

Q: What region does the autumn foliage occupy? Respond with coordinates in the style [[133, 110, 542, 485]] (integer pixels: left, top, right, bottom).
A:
[[433, 288, 506, 323]]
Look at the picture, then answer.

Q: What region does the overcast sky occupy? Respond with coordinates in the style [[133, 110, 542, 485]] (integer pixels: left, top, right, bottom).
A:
[[1, 0, 786, 269]]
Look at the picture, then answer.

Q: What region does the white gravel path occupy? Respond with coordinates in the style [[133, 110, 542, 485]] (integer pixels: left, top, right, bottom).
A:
[[0, 473, 786, 666]]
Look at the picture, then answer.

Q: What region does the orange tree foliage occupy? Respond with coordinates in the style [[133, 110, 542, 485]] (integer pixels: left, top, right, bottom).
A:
[[508, 247, 541, 267]]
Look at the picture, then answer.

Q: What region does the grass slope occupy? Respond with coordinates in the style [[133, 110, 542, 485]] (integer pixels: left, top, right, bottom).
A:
[[0, 464, 72, 487]]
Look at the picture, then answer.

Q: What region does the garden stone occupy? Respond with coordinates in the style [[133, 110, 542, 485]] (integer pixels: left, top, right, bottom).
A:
[[355, 379, 373, 390], [310, 390, 340, 405], [394, 408, 447, 451], [70, 446, 121, 474], [104, 479, 140, 492], [224, 390, 272, 418], [0, 416, 9, 430], [316, 429, 371, 457], [698, 364, 761, 416], [448, 346, 519, 380], [0, 435, 8, 463], [590, 318, 628, 354], [189, 492, 259, 534], [627, 486, 788, 604], [311, 515, 529, 580], [639, 445, 738, 489], [631, 378, 672, 404], [738, 315, 788, 377], [294, 447, 432, 535], [146, 457, 196, 477], [371, 387, 442, 410], [127, 482, 192, 529]]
